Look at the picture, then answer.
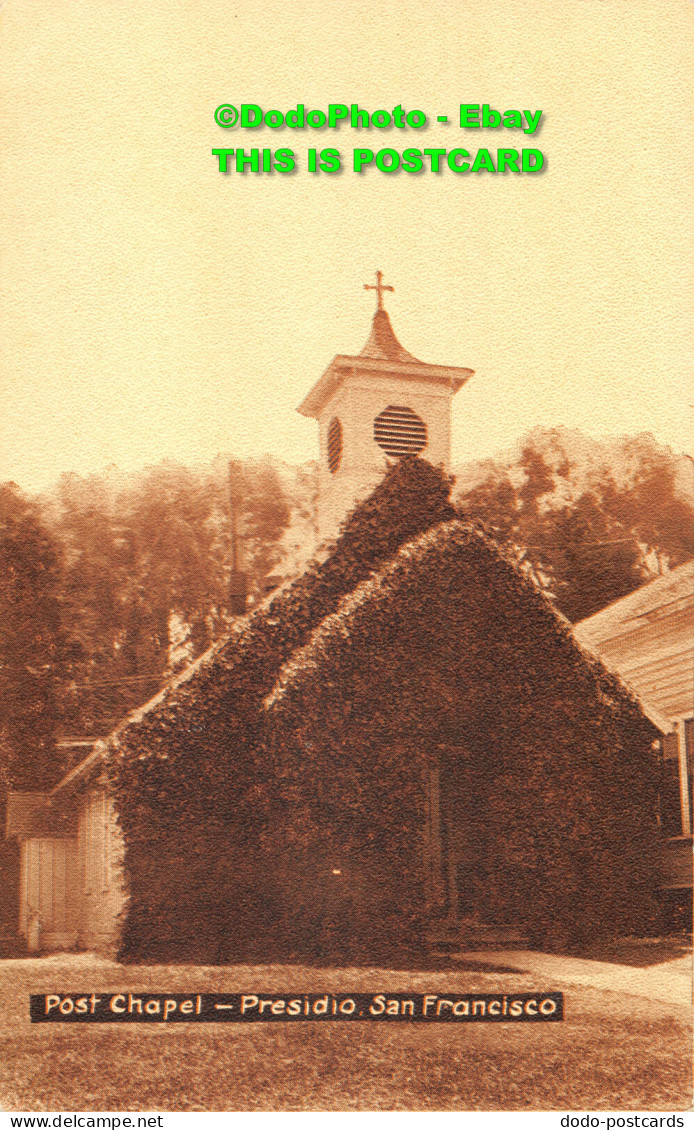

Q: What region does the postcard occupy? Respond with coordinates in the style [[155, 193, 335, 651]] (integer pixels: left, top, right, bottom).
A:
[[1, 0, 692, 1119]]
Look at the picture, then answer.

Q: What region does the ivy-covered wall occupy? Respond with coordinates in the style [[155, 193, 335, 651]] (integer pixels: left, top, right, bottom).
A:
[[264, 522, 661, 955], [106, 459, 660, 964], [107, 458, 457, 961]]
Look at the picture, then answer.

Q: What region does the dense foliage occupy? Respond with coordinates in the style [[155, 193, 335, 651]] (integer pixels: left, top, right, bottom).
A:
[[107, 457, 457, 961], [0, 485, 68, 790], [51, 457, 294, 736], [3, 432, 683, 955], [105, 458, 660, 964], [0, 485, 70, 941], [3, 431, 689, 756], [264, 521, 660, 953], [0, 458, 295, 943]]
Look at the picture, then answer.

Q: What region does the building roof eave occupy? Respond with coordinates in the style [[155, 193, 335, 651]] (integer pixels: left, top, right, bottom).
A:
[[50, 741, 108, 798], [574, 560, 694, 641], [297, 354, 474, 418]]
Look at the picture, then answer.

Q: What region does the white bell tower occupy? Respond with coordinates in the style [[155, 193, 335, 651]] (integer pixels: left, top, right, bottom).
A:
[[297, 272, 475, 544]]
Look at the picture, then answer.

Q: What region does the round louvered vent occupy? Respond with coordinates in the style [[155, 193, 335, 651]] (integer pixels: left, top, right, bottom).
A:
[[327, 417, 343, 474], [374, 405, 427, 456]]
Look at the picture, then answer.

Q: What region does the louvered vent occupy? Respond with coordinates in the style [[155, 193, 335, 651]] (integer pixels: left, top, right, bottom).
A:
[[327, 417, 343, 474], [374, 405, 427, 456]]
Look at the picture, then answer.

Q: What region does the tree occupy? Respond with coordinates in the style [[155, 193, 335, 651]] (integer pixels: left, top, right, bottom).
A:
[[0, 483, 70, 945], [0, 483, 68, 789], [532, 492, 645, 621], [44, 458, 293, 737], [52, 471, 142, 736], [597, 450, 694, 572], [457, 433, 693, 621]]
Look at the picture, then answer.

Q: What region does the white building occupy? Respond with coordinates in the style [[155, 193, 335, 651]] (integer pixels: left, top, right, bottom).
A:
[[574, 559, 694, 903]]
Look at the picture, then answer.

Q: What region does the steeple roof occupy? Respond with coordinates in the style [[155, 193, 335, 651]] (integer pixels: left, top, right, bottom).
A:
[[358, 308, 421, 364], [297, 307, 474, 420]]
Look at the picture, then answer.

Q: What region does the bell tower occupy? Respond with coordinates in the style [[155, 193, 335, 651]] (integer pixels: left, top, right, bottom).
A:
[[297, 272, 475, 543]]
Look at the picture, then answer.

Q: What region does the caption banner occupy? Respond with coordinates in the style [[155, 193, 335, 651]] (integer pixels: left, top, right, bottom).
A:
[[31, 991, 564, 1023]]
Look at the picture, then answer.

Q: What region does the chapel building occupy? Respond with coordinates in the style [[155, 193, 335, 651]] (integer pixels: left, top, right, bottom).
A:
[[3, 276, 671, 959]]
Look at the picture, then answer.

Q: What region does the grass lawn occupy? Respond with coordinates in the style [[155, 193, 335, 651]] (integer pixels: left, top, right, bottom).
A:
[[0, 954, 691, 1112]]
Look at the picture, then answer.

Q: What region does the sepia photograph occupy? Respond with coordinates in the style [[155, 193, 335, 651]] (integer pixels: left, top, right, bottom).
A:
[[1, 0, 692, 1118]]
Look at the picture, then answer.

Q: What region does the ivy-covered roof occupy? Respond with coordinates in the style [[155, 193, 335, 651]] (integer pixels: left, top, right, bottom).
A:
[[264, 518, 642, 723]]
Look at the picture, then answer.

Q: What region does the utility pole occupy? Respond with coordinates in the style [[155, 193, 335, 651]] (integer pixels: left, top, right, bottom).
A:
[[228, 460, 248, 616]]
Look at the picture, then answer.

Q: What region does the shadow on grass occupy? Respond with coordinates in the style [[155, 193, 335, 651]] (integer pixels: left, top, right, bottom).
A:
[[553, 936, 693, 968]]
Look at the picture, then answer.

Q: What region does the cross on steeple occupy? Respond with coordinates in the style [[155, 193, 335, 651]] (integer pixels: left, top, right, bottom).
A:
[[364, 270, 394, 312]]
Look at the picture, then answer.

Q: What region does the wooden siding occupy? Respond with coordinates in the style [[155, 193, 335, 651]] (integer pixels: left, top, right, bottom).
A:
[[19, 838, 79, 951], [575, 562, 694, 887], [76, 788, 126, 954], [574, 561, 694, 724]]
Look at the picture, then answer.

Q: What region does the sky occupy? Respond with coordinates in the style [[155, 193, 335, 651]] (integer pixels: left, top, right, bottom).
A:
[[1, 0, 692, 493]]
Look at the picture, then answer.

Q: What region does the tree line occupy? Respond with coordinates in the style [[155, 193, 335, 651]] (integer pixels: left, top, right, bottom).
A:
[[454, 430, 693, 622]]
